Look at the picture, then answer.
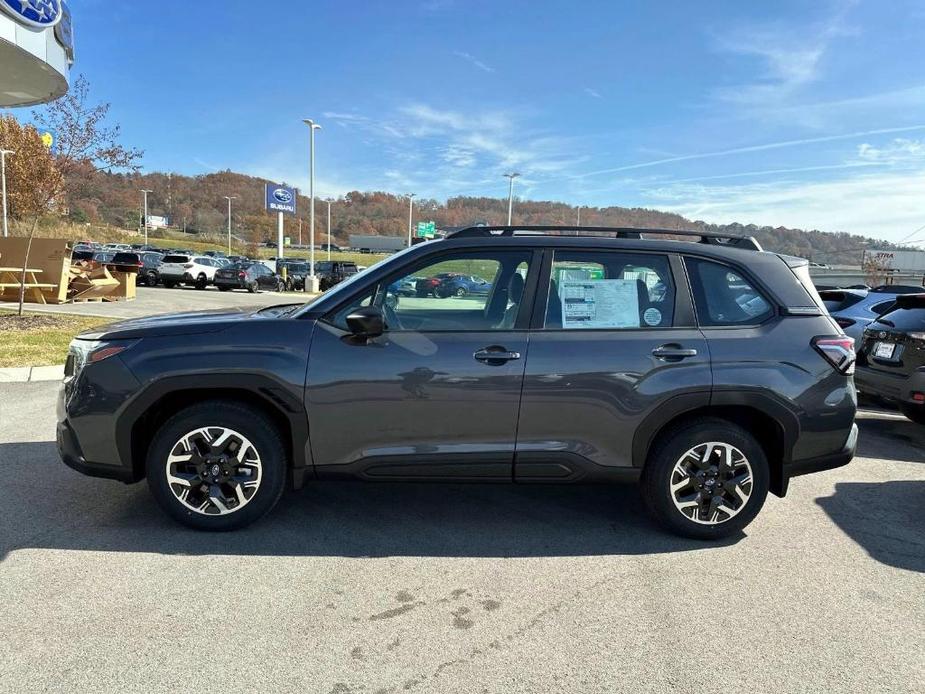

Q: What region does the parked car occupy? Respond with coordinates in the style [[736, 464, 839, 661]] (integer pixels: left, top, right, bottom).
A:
[[158, 254, 219, 289], [415, 272, 460, 297], [316, 260, 359, 291], [819, 285, 921, 349], [855, 293, 925, 422], [204, 251, 227, 259], [106, 251, 146, 275], [136, 252, 166, 286], [277, 260, 309, 291], [58, 225, 857, 539], [436, 274, 492, 298], [103, 243, 132, 252], [214, 262, 284, 293]]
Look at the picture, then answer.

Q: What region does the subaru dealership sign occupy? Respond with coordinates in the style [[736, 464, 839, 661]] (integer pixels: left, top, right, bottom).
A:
[[0, 0, 62, 28], [0, 0, 72, 106], [265, 183, 297, 215]]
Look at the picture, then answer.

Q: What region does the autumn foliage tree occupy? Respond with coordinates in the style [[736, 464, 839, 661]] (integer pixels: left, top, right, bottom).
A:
[[0, 115, 64, 315]]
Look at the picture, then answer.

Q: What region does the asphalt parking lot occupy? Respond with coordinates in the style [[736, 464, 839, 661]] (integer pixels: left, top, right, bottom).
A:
[[0, 383, 922, 693], [1, 285, 317, 321]]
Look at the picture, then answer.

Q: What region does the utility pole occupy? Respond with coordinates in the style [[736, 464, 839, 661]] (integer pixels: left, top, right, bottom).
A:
[[303, 118, 322, 292], [326, 198, 333, 260], [0, 149, 13, 238], [577, 205, 581, 225], [140, 189, 153, 246], [504, 172, 520, 225], [223, 195, 236, 254], [406, 193, 416, 247]]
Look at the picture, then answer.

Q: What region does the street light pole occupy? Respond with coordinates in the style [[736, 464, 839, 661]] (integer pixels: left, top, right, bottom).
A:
[[140, 189, 153, 246], [0, 149, 13, 239], [576, 205, 581, 225], [326, 198, 332, 260], [406, 193, 416, 247], [223, 195, 236, 254], [303, 119, 322, 292], [504, 172, 520, 225]]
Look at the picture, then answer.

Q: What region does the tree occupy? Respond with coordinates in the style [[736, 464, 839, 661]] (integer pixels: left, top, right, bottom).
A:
[[0, 116, 64, 315], [32, 74, 143, 191]]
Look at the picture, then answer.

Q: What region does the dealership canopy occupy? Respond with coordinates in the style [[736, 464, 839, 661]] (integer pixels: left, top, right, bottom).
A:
[[0, 0, 74, 107]]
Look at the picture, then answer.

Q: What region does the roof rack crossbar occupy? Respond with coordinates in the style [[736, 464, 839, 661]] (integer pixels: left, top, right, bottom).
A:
[[446, 225, 762, 251]]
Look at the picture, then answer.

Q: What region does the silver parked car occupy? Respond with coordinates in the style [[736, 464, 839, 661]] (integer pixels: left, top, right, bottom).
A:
[[819, 285, 924, 349]]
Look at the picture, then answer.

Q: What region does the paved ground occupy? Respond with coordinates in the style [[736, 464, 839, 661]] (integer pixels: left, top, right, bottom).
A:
[[0, 383, 923, 693], [0, 285, 317, 320]]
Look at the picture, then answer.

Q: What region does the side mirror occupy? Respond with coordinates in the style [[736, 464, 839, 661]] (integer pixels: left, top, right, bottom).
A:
[[346, 306, 384, 338]]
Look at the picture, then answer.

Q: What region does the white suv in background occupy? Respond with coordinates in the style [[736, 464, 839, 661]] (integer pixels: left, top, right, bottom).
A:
[[158, 254, 220, 289]]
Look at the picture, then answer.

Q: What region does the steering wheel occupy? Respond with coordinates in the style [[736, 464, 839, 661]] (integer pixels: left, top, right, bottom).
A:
[[383, 301, 403, 331]]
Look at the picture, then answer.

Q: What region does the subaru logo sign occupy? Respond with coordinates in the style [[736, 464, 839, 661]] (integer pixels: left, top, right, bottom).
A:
[[265, 182, 297, 216], [0, 0, 63, 28]]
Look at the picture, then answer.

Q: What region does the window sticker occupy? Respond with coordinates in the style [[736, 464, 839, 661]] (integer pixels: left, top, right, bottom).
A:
[[560, 279, 640, 329], [643, 307, 662, 326]]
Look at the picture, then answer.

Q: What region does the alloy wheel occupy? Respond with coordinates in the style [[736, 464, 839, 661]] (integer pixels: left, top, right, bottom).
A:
[[669, 442, 753, 525], [165, 427, 262, 515]]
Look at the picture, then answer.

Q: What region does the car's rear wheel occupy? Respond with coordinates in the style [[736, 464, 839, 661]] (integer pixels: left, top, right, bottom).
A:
[[455, 286, 468, 297], [899, 403, 925, 424], [195, 274, 207, 290], [145, 401, 287, 530], [641, 417, 769, 540]]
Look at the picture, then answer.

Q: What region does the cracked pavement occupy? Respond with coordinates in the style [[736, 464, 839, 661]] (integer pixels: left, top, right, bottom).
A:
[[1, 382, 923, 693]]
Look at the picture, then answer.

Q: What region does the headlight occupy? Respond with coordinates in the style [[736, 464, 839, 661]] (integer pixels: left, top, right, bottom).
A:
[[65, 339, 136, 378]]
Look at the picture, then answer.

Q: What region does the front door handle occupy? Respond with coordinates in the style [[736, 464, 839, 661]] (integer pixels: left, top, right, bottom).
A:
[[474, 347, 522, 364], [652, 345, 698, 360]]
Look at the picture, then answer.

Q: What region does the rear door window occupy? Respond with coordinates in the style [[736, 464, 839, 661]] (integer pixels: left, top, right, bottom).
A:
[[875, 307, 925, 331], [685, 258, 773, 326], [162, 255, 189, 264], [544, 251, 675, 329]]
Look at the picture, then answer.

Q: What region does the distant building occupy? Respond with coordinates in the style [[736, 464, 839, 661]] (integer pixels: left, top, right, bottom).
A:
[[0, 0, 74, 107], [349, 235, 407, 253]]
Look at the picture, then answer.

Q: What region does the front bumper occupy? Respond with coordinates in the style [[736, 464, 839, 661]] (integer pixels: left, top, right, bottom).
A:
[[57, 418, 135, 482], [854, 364, 925, 404]]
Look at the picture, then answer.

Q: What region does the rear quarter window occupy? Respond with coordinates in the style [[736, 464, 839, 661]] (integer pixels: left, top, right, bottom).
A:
[[685, 257, 774, 327]]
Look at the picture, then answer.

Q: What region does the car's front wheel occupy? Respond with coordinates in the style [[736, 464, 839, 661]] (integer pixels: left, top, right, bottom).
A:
[[145, 401, 287, 530], [641, 417, 769, 540]]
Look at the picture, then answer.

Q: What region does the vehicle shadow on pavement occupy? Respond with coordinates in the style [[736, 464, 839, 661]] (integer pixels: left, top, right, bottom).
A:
[[0, 441, 741, 560], [817, 480, 925, 573]]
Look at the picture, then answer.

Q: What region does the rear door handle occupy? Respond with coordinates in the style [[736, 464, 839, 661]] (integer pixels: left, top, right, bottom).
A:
[[474, 348, 522, 364], [652, 345, 698, 359]]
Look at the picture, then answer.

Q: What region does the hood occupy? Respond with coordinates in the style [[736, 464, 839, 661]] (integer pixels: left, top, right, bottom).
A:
[[76, 305, 301, 340]]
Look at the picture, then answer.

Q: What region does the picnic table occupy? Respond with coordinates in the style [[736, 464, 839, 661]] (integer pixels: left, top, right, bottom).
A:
[[0, 267, 58, 304]]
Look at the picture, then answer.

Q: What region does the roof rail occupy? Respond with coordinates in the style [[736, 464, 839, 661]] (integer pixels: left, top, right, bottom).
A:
[[446, 225, 763, 251]]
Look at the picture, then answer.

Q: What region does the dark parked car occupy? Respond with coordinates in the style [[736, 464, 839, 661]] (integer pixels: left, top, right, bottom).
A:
[[105, 251, 165, 285], [214, 262, 284, 293], [415, 272, 459, 297], [316, 260, 359, 291], [855, 294, 925, 422], [436, 274, 492, 298], [276, 260, 309, 291], [58, 226, 856, 539]]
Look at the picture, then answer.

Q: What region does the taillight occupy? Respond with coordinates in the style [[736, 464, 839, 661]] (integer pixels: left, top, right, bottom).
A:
[[834, 317, 856, 329], [238, 272, 246, 278], [813, 336, 855, 374]]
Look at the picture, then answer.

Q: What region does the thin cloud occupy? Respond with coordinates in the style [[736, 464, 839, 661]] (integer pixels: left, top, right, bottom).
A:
[[560, 125, 925, 180], [857, 138, 925, 164], [584, 87, 602, 99], [453, 50, 495, 73]]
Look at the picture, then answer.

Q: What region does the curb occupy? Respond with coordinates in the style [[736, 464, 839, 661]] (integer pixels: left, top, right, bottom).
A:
[[0, 364, 65, 383]]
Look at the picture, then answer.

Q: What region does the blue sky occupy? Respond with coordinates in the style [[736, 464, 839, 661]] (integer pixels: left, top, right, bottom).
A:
[[58, 0, 925, 240]]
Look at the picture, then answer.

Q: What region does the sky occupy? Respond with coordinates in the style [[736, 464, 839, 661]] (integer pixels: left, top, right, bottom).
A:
[[49, 0, 925, 241]]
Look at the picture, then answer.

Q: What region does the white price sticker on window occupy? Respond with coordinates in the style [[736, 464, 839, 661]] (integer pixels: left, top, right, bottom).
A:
[[559, 279, 639, 329]]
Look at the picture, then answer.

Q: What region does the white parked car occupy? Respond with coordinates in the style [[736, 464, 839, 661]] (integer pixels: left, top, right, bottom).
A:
[[158, 254, 220, 289], [103, 242, 132, 251]]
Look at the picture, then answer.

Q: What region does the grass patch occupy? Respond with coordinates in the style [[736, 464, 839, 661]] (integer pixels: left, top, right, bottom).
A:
[[0, 313, 107, 368]]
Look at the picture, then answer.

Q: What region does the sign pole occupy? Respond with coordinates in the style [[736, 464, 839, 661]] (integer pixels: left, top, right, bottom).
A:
[[277, 212, 284, 260]]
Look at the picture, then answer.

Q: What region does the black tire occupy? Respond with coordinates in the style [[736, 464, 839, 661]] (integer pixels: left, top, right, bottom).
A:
[[455, 286, 467, 297], [246, 281, 258, 293], [145, 401, 287, 531], [146, 270, 159, 287], [276, 280, 286, 293], [217, 285, 231, 292], [640, 417, 769, 540], [899, 404, 925, 424], [195, 274, 207, 290]]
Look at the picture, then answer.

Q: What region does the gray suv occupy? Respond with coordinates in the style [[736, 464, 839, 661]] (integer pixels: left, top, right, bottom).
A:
[[57, 226, 858, 539]]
